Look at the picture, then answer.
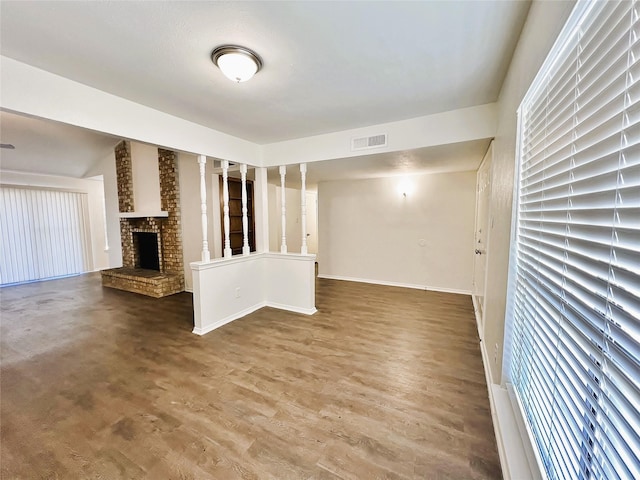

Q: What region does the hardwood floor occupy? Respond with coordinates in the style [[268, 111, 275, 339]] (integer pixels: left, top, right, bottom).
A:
[[0, 273, 501, 479]]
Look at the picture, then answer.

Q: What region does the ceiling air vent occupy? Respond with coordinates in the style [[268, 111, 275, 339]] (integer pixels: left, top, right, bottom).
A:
[[351, 134, 387, 151]]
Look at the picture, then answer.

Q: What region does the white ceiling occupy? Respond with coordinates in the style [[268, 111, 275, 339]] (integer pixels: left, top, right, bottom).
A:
[[0, 111, 120, 178], [0, 1, 530, 144]]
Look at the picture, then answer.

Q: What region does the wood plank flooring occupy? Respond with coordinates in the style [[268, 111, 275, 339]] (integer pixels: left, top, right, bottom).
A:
[[0, 273, 501, 479]]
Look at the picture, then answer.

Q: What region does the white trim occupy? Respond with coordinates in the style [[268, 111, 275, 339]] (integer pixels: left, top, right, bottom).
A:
[[472, 295, 483, 340], [317, 273, 471, 295], [519, 1, 598, 109], [479, 342, 508, 477], [191, 251, 316, 271], [507, 383, 546, 480], [479, 340, 536, 480], [119, 211, 168, 218], [263, 251, 316, 261], [192, 302, 266, 336], [192, 301, 316, 336], [265, 302, 317, 316], [191, 251, 260, 270]]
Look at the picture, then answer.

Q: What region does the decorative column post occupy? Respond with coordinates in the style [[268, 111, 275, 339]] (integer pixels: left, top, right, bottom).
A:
[[197, 155, 210, 262], [300, 163, 308, 254], [101, 190, 110, 253], [222, 160, 232, 258], [279, 165, 287, 253], [240, 163, 250, 255]]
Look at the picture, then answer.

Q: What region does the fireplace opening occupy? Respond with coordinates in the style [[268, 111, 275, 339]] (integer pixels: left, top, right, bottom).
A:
[[134, 232, 160, 271]]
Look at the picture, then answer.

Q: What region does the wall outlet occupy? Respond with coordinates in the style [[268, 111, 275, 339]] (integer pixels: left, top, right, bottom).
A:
[[235, 287, 240, 298]]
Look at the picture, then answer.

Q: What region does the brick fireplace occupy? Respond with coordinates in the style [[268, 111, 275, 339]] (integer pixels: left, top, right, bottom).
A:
[[101, 141, 185, 298]]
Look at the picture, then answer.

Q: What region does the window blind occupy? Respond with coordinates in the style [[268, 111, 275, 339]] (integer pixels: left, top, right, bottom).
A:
[[0, 187, 90, 285], [508, 1, 640, 479]]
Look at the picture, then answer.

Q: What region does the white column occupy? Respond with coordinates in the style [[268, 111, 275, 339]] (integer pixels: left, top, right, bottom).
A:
[[198, 155, 210, 262], [101, 189, 109, 253], [222, 160, 232, 258], [300, 163, 308, 254], [240, 163, 250, 255], [279, 165, 287, 253]]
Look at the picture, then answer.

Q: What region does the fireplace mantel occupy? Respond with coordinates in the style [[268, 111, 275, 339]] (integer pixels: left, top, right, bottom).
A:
[[119, 211, 168, 219]]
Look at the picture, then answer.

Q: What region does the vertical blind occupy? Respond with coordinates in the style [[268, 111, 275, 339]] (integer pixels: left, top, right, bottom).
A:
[[508, 1, 640, 479], [0, 187, 90, 285]]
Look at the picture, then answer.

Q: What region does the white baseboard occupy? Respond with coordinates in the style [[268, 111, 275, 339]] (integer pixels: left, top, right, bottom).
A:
[[317, 273, 471, 296], [266, 302, 317, 315], [193, 301, 317, 335], [507, 383, 544, 480], [192, 302, 266, 335], [471, 295, 483, 340]]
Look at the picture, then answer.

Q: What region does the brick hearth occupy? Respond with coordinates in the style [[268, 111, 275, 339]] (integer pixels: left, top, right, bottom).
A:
[[101, 267, 183, 298]]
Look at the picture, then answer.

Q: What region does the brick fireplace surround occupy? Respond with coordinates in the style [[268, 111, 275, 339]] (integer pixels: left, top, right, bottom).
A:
[[101, 141, 185, 297]]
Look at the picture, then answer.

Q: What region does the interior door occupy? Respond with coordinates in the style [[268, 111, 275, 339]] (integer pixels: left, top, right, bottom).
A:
[[220, 176, 255, 255], [473, 141, 492, 334], [305, 191, 318, 254]]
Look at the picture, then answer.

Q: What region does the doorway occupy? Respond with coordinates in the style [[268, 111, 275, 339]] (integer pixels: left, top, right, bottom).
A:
[[0, 186, 92, 285], [305, 191, 318, 254], [219, 176, 256, 255], [472, 141, 492, 336]]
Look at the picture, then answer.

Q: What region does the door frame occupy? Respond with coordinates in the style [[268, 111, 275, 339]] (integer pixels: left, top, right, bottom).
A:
[[472, 140, 493, 339]]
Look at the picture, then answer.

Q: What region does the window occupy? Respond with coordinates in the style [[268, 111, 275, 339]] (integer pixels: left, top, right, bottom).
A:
[[0, 187, 90, 285], [506, 1, 640, 479]]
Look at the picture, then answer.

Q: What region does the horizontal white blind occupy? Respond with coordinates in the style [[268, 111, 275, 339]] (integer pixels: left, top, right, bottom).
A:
[[0, 187, 90, 285], [508, 1, 640, 479]]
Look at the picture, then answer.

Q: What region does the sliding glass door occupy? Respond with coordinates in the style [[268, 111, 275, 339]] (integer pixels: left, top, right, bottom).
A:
[[0, 186, 91, 285]]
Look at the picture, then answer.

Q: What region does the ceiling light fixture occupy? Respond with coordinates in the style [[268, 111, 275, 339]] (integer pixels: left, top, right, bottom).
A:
[[211, 45, 263, 83]]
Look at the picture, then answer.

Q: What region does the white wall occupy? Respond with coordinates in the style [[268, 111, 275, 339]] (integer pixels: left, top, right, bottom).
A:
[[177, 153, 217, 292], [483, 0, 575, 385], [191, 253, 316, 335], [317, 171, 476, 294], [130, 142, 162, 213], [87, 150, 122, 268], [0, 169, 114, 271], [262, 103, 498, 165]]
